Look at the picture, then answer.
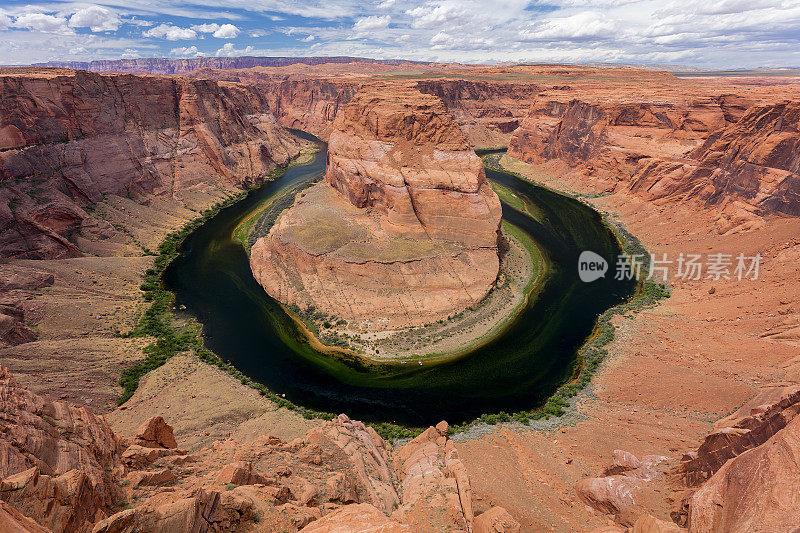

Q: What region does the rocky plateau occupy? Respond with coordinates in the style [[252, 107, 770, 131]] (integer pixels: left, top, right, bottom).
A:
[[0, 60, 799, 531]]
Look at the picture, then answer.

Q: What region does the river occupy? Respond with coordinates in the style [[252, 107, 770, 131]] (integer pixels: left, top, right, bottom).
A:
[[163, 132, 636, 427]]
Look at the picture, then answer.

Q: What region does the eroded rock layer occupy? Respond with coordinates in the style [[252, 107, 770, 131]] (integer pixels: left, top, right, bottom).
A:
[[0, 363, 515, 533], [0, 68, 305, 259], [508, 92, 800, 231], [251, 88, 502, 330], [185, 66, 541, 148]]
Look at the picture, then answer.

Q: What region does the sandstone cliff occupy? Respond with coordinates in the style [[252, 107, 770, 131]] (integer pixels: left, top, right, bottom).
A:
[[686, 414, 800, 533], [187, 66, 541, 148], [0, 68, 305, 259], [261, 78, 357, 139], [508, 93, 800, 229], [250, 88, 502, 330], [653, 101, 800, 216], [184, 71, 359, 139], [0, 364, 516, 532], [416, 79, 540, 148], [0, 365, 125, 532]]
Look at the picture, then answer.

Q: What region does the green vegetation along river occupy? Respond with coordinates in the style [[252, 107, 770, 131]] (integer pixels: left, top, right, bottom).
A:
[[163, 131, 637, 427]]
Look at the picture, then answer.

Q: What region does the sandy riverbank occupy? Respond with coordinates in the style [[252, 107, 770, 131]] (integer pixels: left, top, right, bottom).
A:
[[352, 223, 544, 360]]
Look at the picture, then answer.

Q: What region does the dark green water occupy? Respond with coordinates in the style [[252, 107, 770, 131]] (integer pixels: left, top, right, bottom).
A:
[[164, 133, 636, 427]]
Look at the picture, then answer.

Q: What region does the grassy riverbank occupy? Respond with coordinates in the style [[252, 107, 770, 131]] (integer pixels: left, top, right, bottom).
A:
[[232, 150, 317, 252], [447, 153, 670, 431], [121, 147, 667, 443], [117, 154, 337, 421]]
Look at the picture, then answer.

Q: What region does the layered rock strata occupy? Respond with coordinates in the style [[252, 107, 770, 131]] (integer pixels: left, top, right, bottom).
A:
[[508, 94, 800, 230], [416, 79, 540, 148], [35, 57, 435, 76], [0, 68, 305, 259], [251, 88, 502, 330], [0, 364, 513, 532], [666, 387, 800, 531], [686, 414, 800, 533], [187, 67, 543, 148]]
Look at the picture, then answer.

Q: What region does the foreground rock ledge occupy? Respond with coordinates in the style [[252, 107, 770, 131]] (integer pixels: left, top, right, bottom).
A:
[[251, 87, 502, 331], [0, 364, 518, 532]]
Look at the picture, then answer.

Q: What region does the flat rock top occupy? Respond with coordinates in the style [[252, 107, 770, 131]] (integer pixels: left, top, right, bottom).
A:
[[276, 182, 463, 262]]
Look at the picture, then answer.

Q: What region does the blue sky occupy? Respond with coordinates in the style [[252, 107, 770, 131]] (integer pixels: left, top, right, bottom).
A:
[[0, 1, 798, 67]]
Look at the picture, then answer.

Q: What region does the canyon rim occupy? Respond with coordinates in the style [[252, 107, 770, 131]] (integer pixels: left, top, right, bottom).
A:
[[1, 3, 800, 532]]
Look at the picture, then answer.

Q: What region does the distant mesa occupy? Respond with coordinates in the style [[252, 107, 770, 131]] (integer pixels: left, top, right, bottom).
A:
[[30, 56, 438, 75]]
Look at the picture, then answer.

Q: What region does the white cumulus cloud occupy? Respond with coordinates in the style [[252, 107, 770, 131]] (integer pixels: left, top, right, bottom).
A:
[[191, 22, 240, 38], [69, 6, 121, 32], [144, 24, 197, 40], [191, 23, 220, 33], [14, 13, 73, 35], [353, 15, 390, 32], [213, 24, 241, 38], [170, 45, 204, 57], [215, 42, 255, 57]]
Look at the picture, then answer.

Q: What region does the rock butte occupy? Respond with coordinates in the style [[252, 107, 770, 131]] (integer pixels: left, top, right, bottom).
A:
[[250, 87, 502, 330], [0, 60, 799, 531]]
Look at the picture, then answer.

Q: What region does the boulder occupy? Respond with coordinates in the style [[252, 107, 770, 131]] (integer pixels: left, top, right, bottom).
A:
[[213, 462, 270, 486], [121, 445, 179, 470], [604, 450, 643, 475], [299, 503, 410, 532], [127, 468, 177, 488], [575, 475, 642, 518], [474, 506, 521, 533], [134, 416, 178, 449]]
